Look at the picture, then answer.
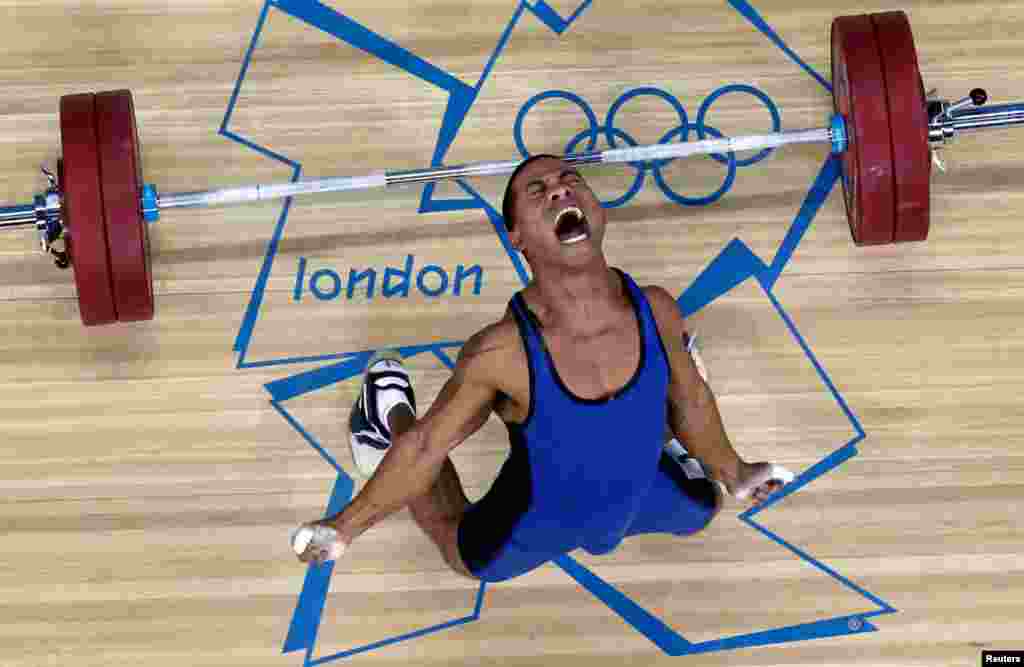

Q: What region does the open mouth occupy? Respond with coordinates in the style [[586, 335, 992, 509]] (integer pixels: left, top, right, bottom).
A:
[[554, 206, 590, 245]]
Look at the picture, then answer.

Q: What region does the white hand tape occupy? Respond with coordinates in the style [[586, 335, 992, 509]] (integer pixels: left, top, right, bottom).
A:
[[735, 464, 795, 500], [770, 464, 796, 485], [291, 523, 346, 560], [291, 525, 314, 554]]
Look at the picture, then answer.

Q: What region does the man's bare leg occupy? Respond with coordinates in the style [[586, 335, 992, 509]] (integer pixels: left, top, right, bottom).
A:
[[387, 405, 475, 578]]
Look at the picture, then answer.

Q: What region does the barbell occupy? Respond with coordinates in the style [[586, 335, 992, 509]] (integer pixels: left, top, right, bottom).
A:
[[2, 10, 1023, 326]]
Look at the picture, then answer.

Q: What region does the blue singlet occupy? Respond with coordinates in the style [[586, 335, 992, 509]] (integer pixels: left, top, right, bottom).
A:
[[457, 268, 718, 582]]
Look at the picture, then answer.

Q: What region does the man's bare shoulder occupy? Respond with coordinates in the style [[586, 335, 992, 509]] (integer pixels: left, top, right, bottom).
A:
[[641, 284, 688, 333], [459, 313, 521, 370]]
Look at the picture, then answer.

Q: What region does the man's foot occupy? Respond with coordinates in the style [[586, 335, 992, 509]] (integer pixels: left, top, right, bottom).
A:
[[664, 437, 723, 514], [348, 350, 417, 478], [664, 437, 710, 481]]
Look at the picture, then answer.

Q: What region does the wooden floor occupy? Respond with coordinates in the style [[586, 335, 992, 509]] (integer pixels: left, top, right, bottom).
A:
[[2, 1, 1024, 665]]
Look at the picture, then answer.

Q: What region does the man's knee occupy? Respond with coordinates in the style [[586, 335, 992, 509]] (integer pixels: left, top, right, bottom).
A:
[[444, 543, 477, 580], [706, 481, 725, 523], [443, 524, 479, 579], [416, 511, 477, 579]]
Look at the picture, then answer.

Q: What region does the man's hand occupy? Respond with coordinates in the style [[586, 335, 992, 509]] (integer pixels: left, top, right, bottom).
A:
[[729, 462, 795, 505], [292, 520, 349, 566]]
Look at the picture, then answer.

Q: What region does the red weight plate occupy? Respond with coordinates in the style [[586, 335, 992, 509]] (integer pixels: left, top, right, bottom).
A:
[[59, 93, 118, 326], [831, 14, 896, 245], [871, 11, 932, 242], [96, 90, 154, 322]]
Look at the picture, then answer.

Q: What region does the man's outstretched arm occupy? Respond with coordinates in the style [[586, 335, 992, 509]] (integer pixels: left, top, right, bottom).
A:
[[645, 286, 792, 504], [296, 331, 499, 562]]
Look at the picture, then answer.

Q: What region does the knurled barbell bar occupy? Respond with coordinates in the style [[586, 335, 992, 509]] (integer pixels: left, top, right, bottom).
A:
[[2, 10, 1023, 326]]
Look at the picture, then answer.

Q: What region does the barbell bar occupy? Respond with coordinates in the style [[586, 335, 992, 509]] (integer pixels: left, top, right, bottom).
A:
[[0, 10, 1022, 326], [0, 127, 839, 229], [2, 97, 1020, 229]]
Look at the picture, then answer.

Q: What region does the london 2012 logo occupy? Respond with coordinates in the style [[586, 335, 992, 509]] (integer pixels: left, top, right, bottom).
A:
[[215, 0, 896, 663]]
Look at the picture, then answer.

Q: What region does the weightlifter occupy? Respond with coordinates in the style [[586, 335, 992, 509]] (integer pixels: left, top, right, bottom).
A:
[[292, 154, 794, 581]]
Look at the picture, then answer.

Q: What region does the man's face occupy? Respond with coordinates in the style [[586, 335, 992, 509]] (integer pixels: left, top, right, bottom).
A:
[[507, 157, 607, 265]]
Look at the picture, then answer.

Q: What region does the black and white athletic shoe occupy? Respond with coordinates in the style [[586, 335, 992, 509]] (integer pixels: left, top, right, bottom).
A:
[[664, 437, 710, 481], [348, 351, 417, 478]]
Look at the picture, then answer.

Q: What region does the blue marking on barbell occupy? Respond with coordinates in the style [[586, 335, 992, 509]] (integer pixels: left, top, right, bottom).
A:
[[142, 184, 160, 223], [830, 114, 848, 154]]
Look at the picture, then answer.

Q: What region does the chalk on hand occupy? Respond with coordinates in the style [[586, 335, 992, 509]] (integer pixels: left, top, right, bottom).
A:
[[735, 464, 796, 501], [291, 523, 346, 561]]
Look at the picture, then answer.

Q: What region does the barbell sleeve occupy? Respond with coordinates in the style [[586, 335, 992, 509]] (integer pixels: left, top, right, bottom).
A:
[[948, 102, 1024, 134]]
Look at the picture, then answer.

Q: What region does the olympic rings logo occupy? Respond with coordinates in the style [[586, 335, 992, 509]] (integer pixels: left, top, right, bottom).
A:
[[512, 84, 781, 208]]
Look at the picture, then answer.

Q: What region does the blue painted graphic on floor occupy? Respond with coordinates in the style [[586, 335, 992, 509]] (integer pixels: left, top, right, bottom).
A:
[[513, 83, 781, 208], [209, 0, 896, 661]]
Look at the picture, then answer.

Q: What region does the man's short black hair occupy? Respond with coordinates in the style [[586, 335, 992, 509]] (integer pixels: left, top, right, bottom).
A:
[[501, 153, 562, 232]]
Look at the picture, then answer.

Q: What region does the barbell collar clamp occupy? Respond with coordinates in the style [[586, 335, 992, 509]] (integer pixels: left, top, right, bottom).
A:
[[927, 88, 1024, 147]]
